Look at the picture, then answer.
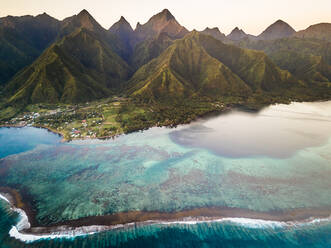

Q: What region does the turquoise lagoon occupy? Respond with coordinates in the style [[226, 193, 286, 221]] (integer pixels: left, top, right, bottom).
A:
[[0, 101, 331, 247]]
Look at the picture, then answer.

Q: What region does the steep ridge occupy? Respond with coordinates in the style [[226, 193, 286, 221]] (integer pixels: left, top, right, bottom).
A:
[[128, 32, 300, 103], [5, 28, 131, 104], [257, 20, 296, 40], [196, 33, 298, 91], [60, 10, 130, 61], [128, 32, 268, 101], [1, 10, 330, 108]]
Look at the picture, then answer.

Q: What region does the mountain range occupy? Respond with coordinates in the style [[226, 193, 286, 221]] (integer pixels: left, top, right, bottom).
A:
[[0, 9, 331, 107]]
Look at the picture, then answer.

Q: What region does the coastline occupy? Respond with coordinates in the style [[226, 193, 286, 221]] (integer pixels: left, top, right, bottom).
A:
[[0, 124, 119, 143], [1, 99, 331, 243], [1, 188, 331, 240], [2, 99, 328, 142], [0, 107, 231, 142]]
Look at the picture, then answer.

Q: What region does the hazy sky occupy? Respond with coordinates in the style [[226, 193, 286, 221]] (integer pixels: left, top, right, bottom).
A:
[[1, 0, 330, 35]]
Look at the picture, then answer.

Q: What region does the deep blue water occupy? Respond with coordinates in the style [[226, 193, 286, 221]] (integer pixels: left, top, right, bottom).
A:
[[0, 199, 331, 248]]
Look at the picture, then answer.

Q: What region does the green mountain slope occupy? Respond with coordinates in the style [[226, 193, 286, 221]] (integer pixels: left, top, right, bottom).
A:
[[269, 51, 331, 83], [197, 33, 298, 92], [127, 32, 302, 102], [0, 13, 60, 86], [127, 32, 260, 101], [5, 28, 131, 104], [240, 38, 331, 83]]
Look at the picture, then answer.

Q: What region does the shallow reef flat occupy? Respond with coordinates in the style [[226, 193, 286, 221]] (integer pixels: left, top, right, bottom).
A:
[[0, 102, 331, 228]]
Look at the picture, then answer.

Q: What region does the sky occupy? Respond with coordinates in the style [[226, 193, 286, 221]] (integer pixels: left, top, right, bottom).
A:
[[1, 0, 331, 35]]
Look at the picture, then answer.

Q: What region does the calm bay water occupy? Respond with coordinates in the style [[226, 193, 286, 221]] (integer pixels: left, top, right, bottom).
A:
[[0, 127, 61, 158], [0, 101, 331, 247]]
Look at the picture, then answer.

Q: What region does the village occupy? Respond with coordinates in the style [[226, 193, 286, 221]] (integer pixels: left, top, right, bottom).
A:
[[0, 95, 230, 141], [1, 97, 129, 141]]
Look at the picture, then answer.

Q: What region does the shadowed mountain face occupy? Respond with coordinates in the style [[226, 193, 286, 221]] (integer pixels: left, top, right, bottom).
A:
[[200, 27, 227, 41], [108, 16, 135, 60], [134, 9, 189, 45], [257, 20, 296, 40], [295, 23, 331, 42], [130, 32, 174, 70], [0, 13, 61, 86], [127, 32, 300, 102], [109, 16, 134, 35]]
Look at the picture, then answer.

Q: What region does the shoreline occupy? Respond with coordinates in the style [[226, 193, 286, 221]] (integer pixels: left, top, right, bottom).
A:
[[1, 99, 331, 143], [0, 123, 120, 143], [1, 99, 331, 242], [0, 108, 230, 143], [1, 192, 331, 243], [1, 189, 331, 237], [0, 99, 324, 142]]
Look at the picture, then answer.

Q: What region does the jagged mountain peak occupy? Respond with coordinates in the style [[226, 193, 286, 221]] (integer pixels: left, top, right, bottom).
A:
[[109, 16, 133, 32], [201, 27, 227, 41], [143, 9, 177, 26], [275, 19, 288, 25], [109, 15, 134, 55], [60, 9, 104, 35], [37, 12, 51, 18], [78, 9, 90, 17], [156, 9, 175, 21], [227, 27, 248, 41], [119, 16, 128, 23], [134, 9, 188, 44], [76, 9, 96, 24], [232, 27, 245, 34], [205, 27, 219, 31]]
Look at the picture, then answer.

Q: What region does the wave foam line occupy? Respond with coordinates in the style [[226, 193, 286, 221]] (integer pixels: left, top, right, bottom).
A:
[[0, 193, 10, 203], [1, 194, 331, 243]]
